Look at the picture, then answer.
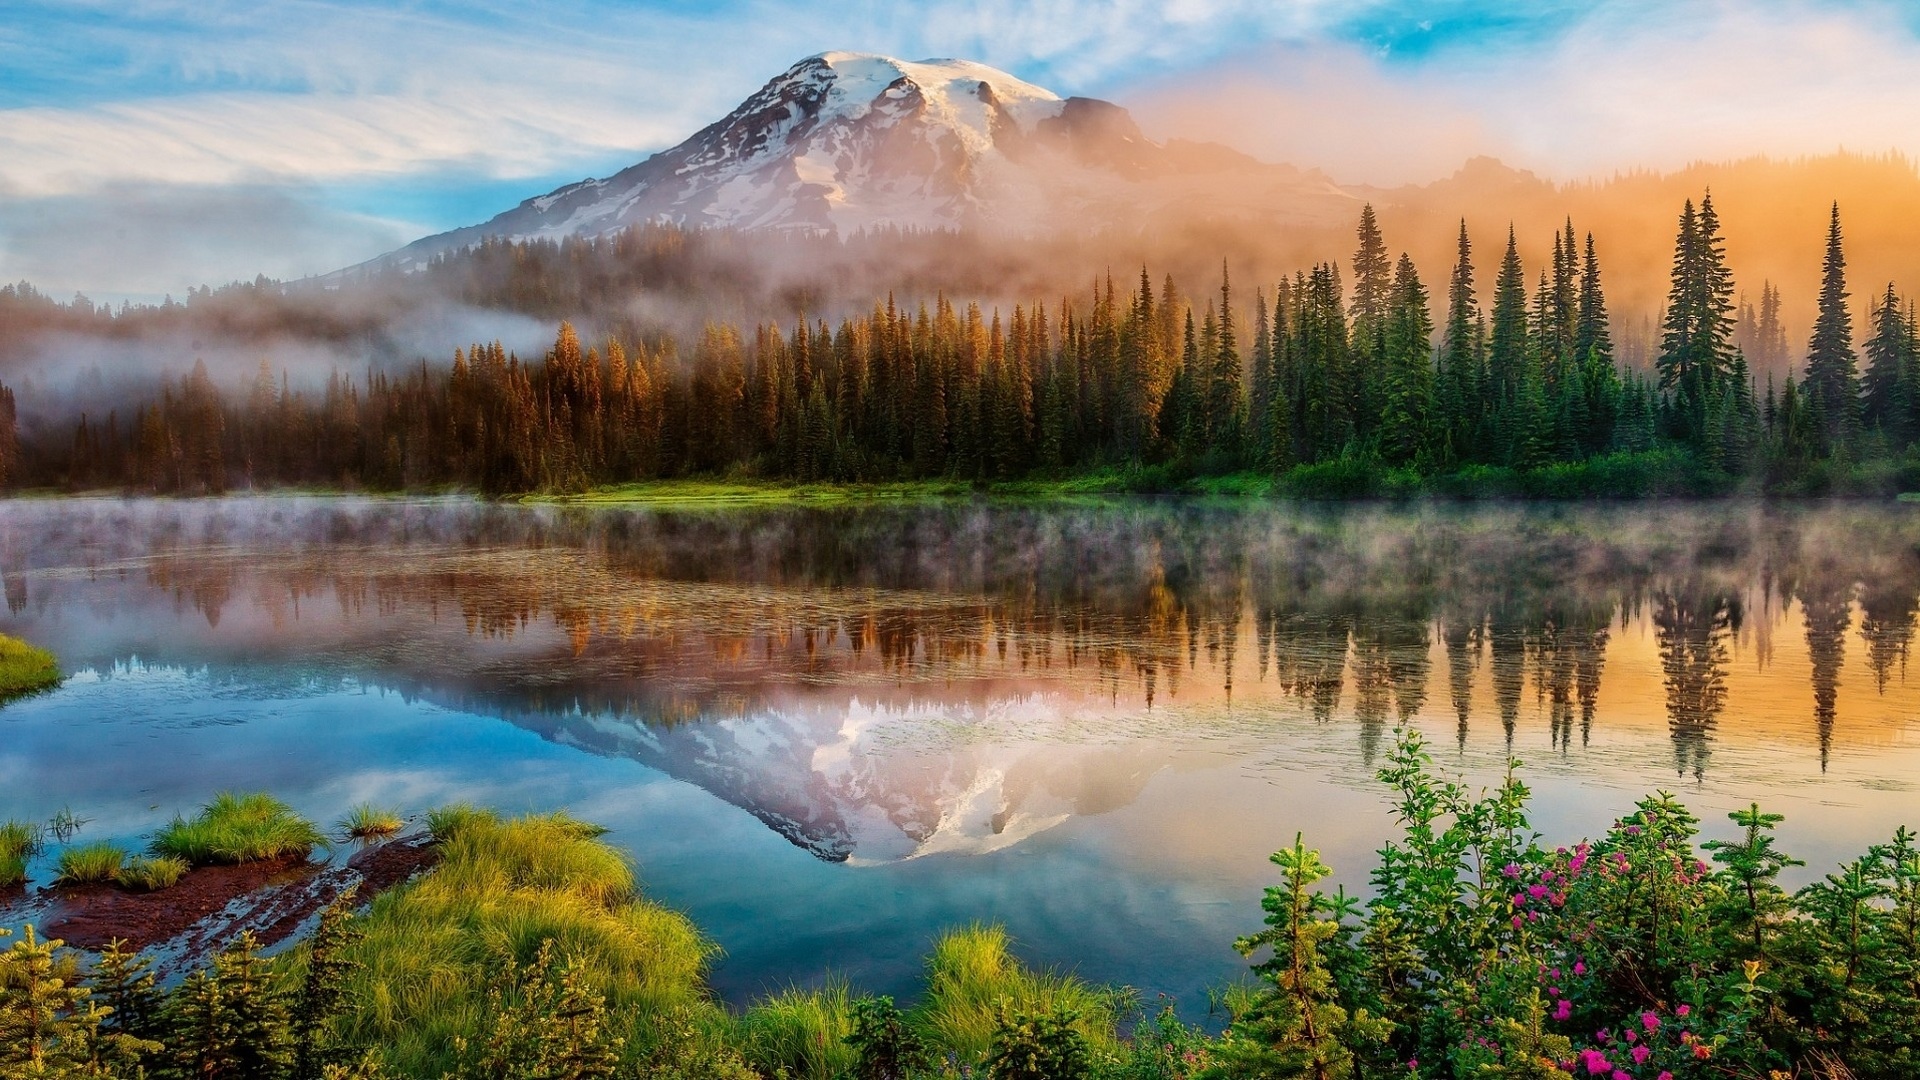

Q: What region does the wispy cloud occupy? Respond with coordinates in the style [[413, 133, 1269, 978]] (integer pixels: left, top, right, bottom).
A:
[[1129, 0, 1920, 185]]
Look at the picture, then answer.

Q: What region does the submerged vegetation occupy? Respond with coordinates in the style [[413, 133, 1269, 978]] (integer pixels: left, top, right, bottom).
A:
[[0, 633, 61, 703], [151, 792, 326, 866], [5, 753, 1919, 1078]]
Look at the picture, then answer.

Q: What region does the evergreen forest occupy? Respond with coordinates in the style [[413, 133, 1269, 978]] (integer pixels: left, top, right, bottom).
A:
[[2, 198, 1918, 498]]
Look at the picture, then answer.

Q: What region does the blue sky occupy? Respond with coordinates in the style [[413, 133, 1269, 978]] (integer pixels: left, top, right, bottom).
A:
[[3, 0, 1917, 296]]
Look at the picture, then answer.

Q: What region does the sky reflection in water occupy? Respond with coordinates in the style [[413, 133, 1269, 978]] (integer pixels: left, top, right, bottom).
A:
[[3, 496, 1919, 1010]]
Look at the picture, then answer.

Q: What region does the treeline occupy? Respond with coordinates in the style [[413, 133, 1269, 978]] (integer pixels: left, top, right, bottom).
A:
[[6, 198, 1919, 495]]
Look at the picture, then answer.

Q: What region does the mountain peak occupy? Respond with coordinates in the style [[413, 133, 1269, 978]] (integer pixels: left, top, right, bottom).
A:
[[376, 52, 1351, 268]]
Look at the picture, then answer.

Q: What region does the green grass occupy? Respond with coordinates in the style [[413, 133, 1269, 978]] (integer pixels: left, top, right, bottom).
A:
[[423, 802, 497, 843], [150, 792, 325, 866], [734, 980, 858, 1080], [115, 853, 189, 892], [53, 841, 126, 886], [328, 809, 728, 1077], [337, 803, 405, 841], [913, 923, 1125, 1067], [0, 633, 61, 703], [0, 821, 36, 887]]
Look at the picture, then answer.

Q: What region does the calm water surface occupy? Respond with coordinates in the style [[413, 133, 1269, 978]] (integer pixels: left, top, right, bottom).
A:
[[4, 497, 1919, 1012]]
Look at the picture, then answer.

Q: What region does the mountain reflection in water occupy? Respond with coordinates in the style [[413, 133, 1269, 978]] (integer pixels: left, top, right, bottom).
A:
[[3, 497, 1919, 871]]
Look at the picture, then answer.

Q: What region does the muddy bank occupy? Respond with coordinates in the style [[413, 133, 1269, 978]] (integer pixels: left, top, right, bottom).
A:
[[10, 836, 438, 975]]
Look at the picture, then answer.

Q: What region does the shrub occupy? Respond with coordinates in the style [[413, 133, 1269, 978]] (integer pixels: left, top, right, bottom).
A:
[[116, 854, 188, 892], [150, 792, 324, 866], [336, 805, 404, 842], [54, 841, 126, 885], [844, 995, 933, 1080]]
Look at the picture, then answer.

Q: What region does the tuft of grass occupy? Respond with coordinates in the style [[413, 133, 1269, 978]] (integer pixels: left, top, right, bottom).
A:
[[735, 980, 858, 1080], [0, 819, 34, 886], [423, 802, 497, 843], [332, 810, 729, 1077], [54, 841, 126, 886], [115, 853, 189, 892], [150, 791, 324, 866], [337, 803, 405, 841], [0, 633, 61, 703], [913, 924, 1125, 1067]]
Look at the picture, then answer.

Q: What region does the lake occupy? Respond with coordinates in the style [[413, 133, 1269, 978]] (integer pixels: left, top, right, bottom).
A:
[[4, 496, 1919, 1015]]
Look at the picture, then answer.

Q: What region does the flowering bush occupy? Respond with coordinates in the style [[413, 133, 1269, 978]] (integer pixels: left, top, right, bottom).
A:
[[1207, 729, 1920, 1080]]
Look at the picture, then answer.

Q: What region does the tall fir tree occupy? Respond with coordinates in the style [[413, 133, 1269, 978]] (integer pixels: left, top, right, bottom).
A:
[[1862, 282, 1912, 447], [1804, 202, 1860, 453], [1380, 254, 1434, 466]]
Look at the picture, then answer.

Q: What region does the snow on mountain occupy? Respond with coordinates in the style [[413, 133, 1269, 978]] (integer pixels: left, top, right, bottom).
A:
[[378, 51, 1355, 267]]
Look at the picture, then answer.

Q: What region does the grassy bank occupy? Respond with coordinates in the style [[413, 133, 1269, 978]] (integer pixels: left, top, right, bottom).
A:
[[0, 632, 60, 703], [533, 448, 1920, 507], [9, 766, 1920, 1079]]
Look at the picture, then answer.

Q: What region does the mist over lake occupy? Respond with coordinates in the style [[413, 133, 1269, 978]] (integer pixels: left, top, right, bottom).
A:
[[5, 495, 1916, 1010]]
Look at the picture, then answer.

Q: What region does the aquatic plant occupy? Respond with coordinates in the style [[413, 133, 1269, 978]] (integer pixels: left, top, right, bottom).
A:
[[336, 804, 404, 842], [46, 806, 89, 843], [53, 841, 126, 885], [0, 633, 60, 703], [116, 854, 189, 892], [0, 820, 42, 888], [150, 792, 324, 866]]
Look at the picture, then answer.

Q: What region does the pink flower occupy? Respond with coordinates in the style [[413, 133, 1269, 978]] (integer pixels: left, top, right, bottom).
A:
[[1530, 884, 1552, 900], [1625, 1029, 1637, 1043], [1574, 961, 1587, 976], [1553, 999, 1573, 1021], [1613, 1072, 1631, 1080], [1659, 1073, 1674, 1080], [1512, 915, 1524, 929], [1642, 1011, 1660, 1033], [1632, 1045, 1652, 1065], [1580, 1049, 1611, 1074], [1676, 1004, 1690, 1018], [1502, 863, 1522, 878]]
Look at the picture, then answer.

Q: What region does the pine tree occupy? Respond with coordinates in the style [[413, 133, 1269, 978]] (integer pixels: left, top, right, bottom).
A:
[[1379, 254, 1434, 466], [1209, 264, 1246, 465], [1488, 229, 1532, 459], [1574, 233, 1613, 367], [1805, 203, 1861, 453], [1438, 222, 1481, 466], [1206, 836, 1391, 1080], [167, 930, 297, 1080], [1863, 282, 1912, 446], [292, 890, 364, 1080]]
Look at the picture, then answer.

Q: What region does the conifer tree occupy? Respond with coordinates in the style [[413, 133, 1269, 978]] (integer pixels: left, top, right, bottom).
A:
[[1438, 222, 1481, 465], [1209, 264, 1246, 464], [1488, 229, 1532, 457], [1380, 255, 1434, 466], [1805, 203, 1860, 453], [1862, 282, 1912, 446]]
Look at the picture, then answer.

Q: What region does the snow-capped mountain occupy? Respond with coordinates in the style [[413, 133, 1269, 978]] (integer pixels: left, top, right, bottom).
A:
[[381, 51, 1355, 265]]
